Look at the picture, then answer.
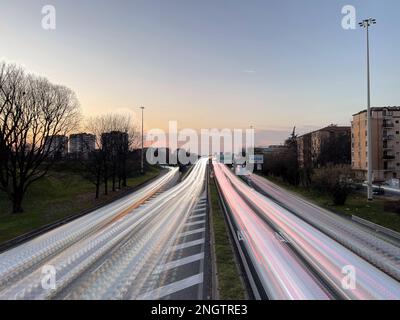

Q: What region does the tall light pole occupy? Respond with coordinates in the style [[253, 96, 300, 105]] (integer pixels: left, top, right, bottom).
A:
[[140, 106, 145, 174], [359, 18, 376, 201]]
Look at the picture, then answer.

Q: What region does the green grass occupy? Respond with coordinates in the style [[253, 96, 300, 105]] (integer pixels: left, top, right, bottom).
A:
[[126, 166, 160, 186], [0, 167, 161, 245], [209, 178, 246, 300], [263, 175, 400, 233]]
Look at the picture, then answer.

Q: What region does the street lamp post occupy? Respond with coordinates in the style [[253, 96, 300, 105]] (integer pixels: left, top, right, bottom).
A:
[[359, 18, 376, 201], [140, 106, 145, 175]]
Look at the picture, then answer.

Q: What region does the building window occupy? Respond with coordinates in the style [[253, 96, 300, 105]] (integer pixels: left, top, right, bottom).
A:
[[396, 120, 399, 124]]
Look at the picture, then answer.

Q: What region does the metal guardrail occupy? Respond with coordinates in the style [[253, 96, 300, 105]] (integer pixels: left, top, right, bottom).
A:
[[352, 215, 400, 241]]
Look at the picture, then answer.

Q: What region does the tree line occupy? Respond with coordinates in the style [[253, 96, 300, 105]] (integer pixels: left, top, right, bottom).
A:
[[0, 62, 80, 213], [82, 114, 140, 199], [0, 62, 140, 214], [262, 128, 353, 205]]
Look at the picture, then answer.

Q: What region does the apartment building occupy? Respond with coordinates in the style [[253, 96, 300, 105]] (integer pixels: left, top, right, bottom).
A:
[[297, 125, 351, 168], [297, 133, 312, 168], [352, 106, 400, 182], [44, 135, 68, 159], [101, 131, 129, 155], [69, 133, 96, 158]]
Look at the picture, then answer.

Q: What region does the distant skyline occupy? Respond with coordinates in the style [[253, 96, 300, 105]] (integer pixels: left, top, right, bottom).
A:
[[1, 0, 400, 145]]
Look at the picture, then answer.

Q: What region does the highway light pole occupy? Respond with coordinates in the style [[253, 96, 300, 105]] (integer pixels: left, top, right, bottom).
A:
[[359, 18, 376, 201], [140, 106, 145, 174]]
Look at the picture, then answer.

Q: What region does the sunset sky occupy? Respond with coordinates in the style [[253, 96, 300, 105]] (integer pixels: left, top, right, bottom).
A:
[[1, 0, 399, 145]]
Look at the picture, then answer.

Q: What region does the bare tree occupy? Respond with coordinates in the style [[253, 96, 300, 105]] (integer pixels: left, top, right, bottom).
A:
[[84, 113, 139, 197], [80, 149, 104, 199], [0, 62, 81, 213]]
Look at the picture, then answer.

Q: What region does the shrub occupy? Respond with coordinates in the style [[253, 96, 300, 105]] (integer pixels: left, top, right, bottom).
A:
[[312, 165, 353, 206], [384, 201, 400, 214]]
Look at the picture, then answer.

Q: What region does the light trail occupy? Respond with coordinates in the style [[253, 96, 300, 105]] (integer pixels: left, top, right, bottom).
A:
[[249, 173, 400, 281], [213, 162, 400, 300], [213, 162, 332, 300], [0, 162, 207, 300]]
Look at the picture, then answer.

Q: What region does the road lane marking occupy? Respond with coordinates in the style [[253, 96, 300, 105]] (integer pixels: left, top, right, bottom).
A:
[[92, 259, 110, 274], [185, 220, 206, 227], [179, 228, 205, 238], [154, 253, 204, 274], [138, 273, 203, 300], [167, 239, 205, 253], [189, 213, 206, 219]]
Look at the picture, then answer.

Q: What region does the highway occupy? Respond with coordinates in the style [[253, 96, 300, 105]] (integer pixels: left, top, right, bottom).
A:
[[248, 174, 400, 281], [213, 162, 400, 300], [0, 159, 208, 300]]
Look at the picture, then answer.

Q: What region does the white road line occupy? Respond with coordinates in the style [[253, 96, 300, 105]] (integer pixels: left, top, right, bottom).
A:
[[92, 259, 110, 274], [189, 213, 206, 219], [185, 220, 206, 227], [179, 228, 205, 238], [167, 238, 205, 253], [154, 253, 204, 274], [138, 273, 204, 300]]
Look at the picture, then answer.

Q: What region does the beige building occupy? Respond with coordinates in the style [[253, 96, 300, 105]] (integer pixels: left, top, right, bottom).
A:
[[352, 106, 400, 182]]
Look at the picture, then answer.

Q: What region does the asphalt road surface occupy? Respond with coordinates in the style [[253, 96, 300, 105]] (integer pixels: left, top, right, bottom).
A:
[[0, 159, 209, 300]]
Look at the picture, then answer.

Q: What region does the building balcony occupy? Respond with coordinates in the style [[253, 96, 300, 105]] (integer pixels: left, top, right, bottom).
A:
[[383, 135, 395, 141], [384, 113, 394, 119], [383, 144, 394, 150], [383, 154, 396, 160], [383, 122, 395, 128]]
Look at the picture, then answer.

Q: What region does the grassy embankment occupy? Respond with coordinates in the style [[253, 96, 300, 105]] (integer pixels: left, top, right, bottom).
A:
[[209, 178, 246, 300], [0, 166, 161, 245], [263, 175, 400, 233]]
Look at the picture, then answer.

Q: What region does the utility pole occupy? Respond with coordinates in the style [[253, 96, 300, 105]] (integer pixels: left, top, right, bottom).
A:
[[359, 18, 376, 201], [140, 106, 145, 174]]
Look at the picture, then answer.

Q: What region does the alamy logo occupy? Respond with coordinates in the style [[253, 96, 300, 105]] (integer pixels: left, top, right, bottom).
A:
[[341, 265, 356, 290], [146, 121, 255, 174], [341, 5, 356, 30], [42, 5, 56, 30], [41, 265, 57, 290]]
